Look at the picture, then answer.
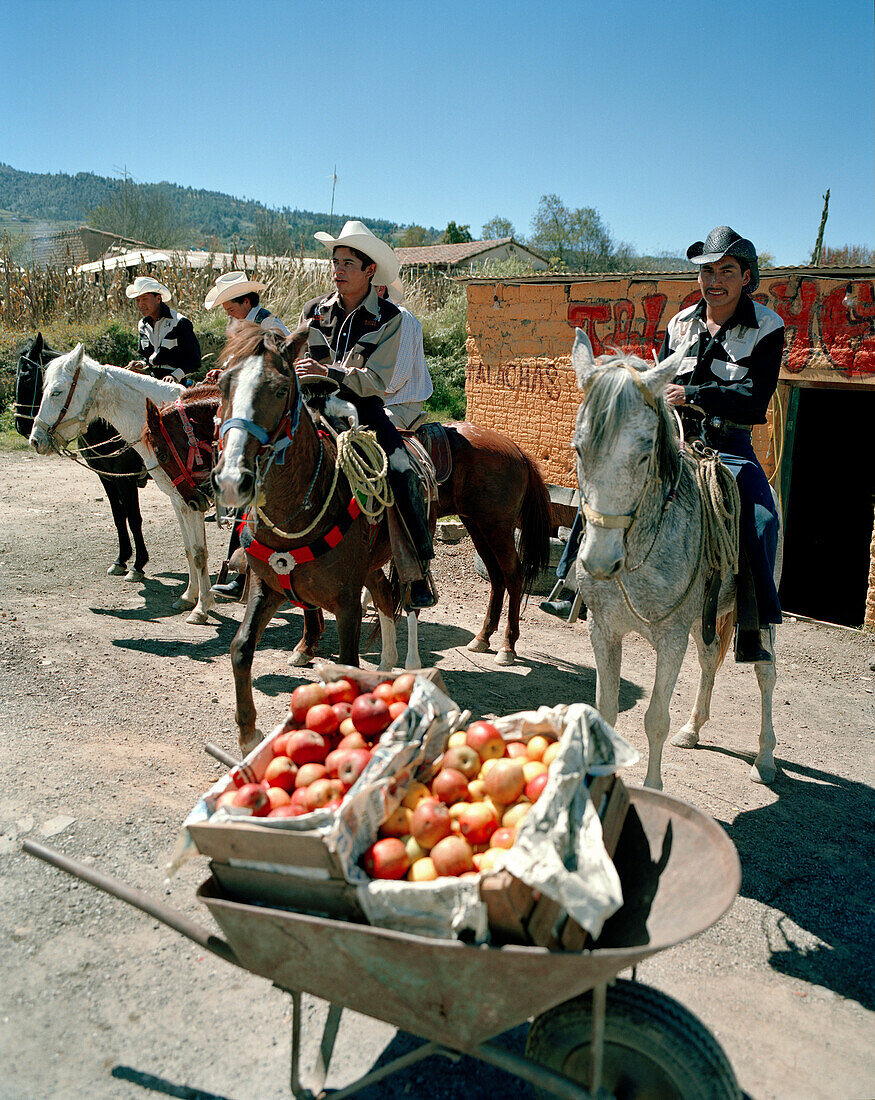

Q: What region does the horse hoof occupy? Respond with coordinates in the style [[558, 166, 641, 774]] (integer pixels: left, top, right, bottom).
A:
[[124, 569, 145, 583], [107, 563, 126, 576], [172, 597, 196, 610], [670, 726, 700, 749], [186, 609, 210, 625], [495, 649, 516, 666], [288, 650, 312, 668], [466, 638, 490, 654], [239, 729, 264, 758], [750, 760, 776, 784]]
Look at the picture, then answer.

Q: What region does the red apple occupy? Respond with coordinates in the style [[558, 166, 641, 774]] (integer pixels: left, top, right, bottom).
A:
[[284, 729, 329, 766], [295, 762, 328, 788], [303, 777, 344, 812], [337, 730, 368, 751], [305, 703, 339, 738], [391, 672, 416, 703], [465, 720, 505, 761], [263, 756, 298, 793], [337, 748, 372, 790], [362, 837, 411, 880], [325, 677, 360, 705], [484, 759, 526, 804], [506, 741, 529, 759], [324, 748, 348, 779], [331, 701, 353, 724], [289, 787, 312, 815], [272, 731, 297, 757], [458, 802, 499, 845], [430, 835, 475, 877], [525, 772, 550, 803], [388, 700, 408, 720], [350, 693, 392, 739], [267, 804, 297, 817], [410, 798, 453, 849], [290, 682, 329, 725], [442, 744, 481, 780], [215, 789, 238, 811], [490, 826, 516, 849], [372, 681, 397, 705], [431, 767, 470, 805], [265, 786, 292, 810], [231, 783, 270, 817]]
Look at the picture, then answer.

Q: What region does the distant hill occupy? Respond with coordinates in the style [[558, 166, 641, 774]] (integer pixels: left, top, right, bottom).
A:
[[0, 162, 432, 252]]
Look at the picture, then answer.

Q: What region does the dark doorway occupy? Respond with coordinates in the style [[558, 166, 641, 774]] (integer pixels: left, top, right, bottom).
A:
[[779, 387, 875, 626]]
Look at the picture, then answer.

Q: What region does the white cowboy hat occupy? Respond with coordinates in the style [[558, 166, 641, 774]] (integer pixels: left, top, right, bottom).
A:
[[204, 271, 268, 310], [314, 220, 400, 286], [385, 278, 406, 304], [126, 276, 171, 302]]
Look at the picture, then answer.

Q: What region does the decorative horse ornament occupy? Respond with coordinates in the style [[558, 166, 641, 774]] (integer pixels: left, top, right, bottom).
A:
[[570, 329, 779, 788], [28, 344, 215, 624]]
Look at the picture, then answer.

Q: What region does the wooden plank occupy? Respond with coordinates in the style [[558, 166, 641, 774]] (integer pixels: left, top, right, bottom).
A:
[[187, 821, 345, 877], [209, 862, 364, 921], [479, 871, 536, 945], [779, 384, 801, 530]]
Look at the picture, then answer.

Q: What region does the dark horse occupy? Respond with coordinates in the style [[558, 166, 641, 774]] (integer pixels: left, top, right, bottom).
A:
[[200, 323, 550, 753], [146, 329, 552, 662], [16, 334, 149, 579]]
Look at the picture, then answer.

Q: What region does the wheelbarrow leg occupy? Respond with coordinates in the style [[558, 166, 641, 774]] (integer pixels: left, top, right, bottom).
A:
[[589, 981, 607, 1096], [286, 990, 453, 1100]]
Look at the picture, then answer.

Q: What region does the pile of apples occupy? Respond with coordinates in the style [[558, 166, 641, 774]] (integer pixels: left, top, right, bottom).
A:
[[360, 720, 559, 881], [212, 673, 416, 819]]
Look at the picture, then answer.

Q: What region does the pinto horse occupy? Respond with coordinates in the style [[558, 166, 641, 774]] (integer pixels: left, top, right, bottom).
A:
[[28, 344, 215, 624], [148, 329, 552, 666], [570, 329, 780, 789], [16, 334, 150, 580]]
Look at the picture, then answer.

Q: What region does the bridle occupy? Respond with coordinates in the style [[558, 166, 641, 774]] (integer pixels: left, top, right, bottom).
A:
[[157, 397, 215, 495], [33, 356, 95, 437]]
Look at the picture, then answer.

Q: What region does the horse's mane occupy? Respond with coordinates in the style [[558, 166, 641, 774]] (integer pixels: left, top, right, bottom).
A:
[[579, 351, 681, 487], [218, 320, 309, 370]]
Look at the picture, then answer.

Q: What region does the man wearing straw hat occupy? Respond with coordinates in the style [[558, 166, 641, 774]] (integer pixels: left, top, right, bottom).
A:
[[125, 275, 201, 384], [295, 220, 436, 610], [204, 271, 290, 338], [204, 271, 292, 600]]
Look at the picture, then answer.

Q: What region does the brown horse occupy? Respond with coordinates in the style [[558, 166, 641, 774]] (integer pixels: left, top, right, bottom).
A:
[[146, 332, 552, 672]]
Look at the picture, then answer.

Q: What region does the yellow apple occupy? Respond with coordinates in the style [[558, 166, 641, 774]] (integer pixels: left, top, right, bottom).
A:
[[408, 857, 438, 881], [522, 760, 548, 783], [542, 741, 560, 766], [502, 800, 532, 828], [526, 735, 551, 762]]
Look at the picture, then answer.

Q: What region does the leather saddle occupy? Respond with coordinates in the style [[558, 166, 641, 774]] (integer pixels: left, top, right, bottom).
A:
[[406, 421, 452, 486]]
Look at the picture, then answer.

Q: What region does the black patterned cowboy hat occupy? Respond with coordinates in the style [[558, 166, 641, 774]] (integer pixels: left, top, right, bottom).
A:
[[686, 226, 759, 293]]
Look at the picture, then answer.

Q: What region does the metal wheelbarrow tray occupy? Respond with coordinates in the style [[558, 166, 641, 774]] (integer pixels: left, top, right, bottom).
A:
[[24, 786, 743, 1100]]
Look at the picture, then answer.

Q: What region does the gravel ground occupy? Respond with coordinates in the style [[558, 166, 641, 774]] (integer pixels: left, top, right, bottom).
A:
[[0, 448, 873, 1100]]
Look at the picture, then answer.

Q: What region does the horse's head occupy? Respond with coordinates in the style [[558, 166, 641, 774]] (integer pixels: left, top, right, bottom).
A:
[[571, 328, 687, 580], [211, 322, 309, 509], [29, 344, 98, 454], [144, 389, 219, 512]]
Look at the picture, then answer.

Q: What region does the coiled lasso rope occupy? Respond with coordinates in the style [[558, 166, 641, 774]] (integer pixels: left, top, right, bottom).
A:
[[254, 424, 393, 540], [690, 443, 741, 578]]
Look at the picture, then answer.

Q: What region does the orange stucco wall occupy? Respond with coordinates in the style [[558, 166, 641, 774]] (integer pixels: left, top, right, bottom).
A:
[[465, 270, 875, 627]]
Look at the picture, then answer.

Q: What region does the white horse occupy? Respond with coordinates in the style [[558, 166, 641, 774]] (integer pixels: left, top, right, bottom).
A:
[[570, 329, 779, 789], [29, 345, 214, 625]]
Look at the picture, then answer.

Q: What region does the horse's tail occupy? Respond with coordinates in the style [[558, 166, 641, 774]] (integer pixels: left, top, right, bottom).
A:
[[517, 451, 552, 592]]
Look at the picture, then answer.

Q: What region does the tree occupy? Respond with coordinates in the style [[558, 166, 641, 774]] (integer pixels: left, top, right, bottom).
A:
[[442, 221, 472, 244], [400, 225, 428, 247], [528, 193, 626, 271], [253, 208, 293, 255], [481, 216, 515, 240], [821, 243, 875, 266], [87, 183, 190, 247]]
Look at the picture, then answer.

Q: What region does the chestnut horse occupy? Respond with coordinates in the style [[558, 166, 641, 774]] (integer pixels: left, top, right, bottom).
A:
[[206, 323, 550, 753], [147, 329, 552, 667]]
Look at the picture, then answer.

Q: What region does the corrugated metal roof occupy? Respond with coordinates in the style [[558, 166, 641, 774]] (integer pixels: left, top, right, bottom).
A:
[[395, 237, 547, 266]]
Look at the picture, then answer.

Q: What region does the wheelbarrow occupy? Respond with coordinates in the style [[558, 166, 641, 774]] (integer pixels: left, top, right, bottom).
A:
[[23, 785, 742, 1100]]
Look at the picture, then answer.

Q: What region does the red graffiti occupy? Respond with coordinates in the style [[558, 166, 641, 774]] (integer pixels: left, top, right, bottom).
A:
[[820, 283, 875, 376], [567, 303, 610, 356], [767, 280, 819, 373]]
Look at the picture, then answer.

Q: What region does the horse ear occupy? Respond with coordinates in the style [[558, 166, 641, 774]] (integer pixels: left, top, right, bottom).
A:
[[283, 325, 310, 368], [640, 341, 691, 400], [571, 328, 598, 391], [33, 333, 44, 356], [70, 344, 85, 367], [143, 399, 160, 446]]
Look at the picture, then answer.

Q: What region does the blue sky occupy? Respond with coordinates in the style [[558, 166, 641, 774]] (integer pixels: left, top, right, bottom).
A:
[[2, 0, 872, 265]]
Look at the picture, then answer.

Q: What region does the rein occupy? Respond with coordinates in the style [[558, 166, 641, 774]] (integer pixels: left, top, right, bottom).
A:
[[158, 398, 213, 491]]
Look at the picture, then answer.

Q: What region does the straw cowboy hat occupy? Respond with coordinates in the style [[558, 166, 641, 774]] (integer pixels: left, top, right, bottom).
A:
[[686, 226, 760, 293], [126, 275, 171, 302], [314, 220, 400, 286], [384, 278, 406, 304], [204, 271, 267, 310]]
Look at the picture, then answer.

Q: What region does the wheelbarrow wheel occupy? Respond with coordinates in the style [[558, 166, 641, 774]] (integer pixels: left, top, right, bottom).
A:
[[526, 978, 741, 1100]]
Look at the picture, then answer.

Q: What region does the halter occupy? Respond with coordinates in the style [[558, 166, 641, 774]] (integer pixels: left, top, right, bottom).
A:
[[219, 387, 302, 465], [33, 357, 99, 437], [158, 398, 214, 492]]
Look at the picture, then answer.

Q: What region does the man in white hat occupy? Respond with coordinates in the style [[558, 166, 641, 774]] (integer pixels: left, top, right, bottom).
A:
[[125, 275, 201, 384], [204, 271, 290, 338], [295, 220, 436, 610], [203, 272, 291, 600]]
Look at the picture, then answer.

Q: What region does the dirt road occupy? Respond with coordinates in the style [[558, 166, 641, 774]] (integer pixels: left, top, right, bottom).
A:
[[1, 449, 873, 1099]]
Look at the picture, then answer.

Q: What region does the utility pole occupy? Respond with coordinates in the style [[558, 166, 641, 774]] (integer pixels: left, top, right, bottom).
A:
[[810, 189, 830, 266], [329, 166, 337, 237]]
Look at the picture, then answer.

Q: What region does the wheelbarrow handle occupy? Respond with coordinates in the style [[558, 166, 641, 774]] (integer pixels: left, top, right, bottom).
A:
[[21, 838, 240, 969], [204, 741, 240, 768]]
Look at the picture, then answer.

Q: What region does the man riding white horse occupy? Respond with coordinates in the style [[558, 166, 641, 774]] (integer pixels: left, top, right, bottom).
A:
[[295, 220, 437, 611], [125, 276, 201, 384]]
